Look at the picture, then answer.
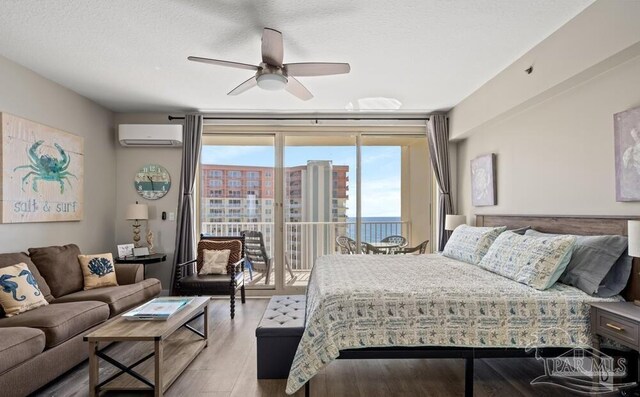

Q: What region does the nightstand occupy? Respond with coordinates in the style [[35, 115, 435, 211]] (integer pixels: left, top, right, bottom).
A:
[[591, 302, 640, 394]]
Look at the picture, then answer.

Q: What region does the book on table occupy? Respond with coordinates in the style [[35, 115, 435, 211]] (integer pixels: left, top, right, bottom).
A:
[[123, 297, 194, 321]]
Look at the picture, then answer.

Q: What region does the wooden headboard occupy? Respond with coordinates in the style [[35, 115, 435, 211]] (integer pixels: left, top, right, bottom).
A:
[[476, 214, 640, 302]]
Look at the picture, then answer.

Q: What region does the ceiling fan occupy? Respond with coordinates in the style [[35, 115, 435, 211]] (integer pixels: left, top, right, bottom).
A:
[[188, 28, 350, 101]]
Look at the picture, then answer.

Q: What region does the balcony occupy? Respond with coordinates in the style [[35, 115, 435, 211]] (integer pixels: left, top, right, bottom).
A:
[[201, 220, 410, 286]]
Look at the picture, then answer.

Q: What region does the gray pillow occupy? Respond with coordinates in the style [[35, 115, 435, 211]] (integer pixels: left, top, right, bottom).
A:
[[524, 230, 631, 297], [510, 226, 531, 235]]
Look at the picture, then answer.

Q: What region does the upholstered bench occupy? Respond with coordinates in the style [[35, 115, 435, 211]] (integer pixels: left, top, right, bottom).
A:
[[256, 295, 305, 379]]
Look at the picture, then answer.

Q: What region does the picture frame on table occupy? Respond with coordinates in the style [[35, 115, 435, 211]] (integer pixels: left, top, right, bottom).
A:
[[117, 243, 135, 259]]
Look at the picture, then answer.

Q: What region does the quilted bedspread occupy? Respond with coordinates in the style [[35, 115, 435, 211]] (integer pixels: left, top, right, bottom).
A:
[[285, 253, 619, 394]]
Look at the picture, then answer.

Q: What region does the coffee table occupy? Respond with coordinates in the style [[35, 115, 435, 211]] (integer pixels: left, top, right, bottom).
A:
[[84, 297, 209, 397]]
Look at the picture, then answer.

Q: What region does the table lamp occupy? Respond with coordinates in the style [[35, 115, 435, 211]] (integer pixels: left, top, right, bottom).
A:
[[445, 215, 466, 231], [126, 202, 148, 247]]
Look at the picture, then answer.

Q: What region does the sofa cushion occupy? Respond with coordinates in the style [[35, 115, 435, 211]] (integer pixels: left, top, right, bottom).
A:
[[53, 278, 161, 317], [0, 263, 49, 317], [0, 327, 45, 374], [78, 253, 118, 290], [28, 244, 84, 298], [0, 301, 109, 348], [0, 252, 52, 303]]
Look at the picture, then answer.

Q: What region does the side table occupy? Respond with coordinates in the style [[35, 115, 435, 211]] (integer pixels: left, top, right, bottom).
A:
[[590, 301, 640, 394], [115, 253, 167, 279]]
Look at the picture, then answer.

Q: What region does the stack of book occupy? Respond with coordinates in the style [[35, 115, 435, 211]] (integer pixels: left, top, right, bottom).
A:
[[123, 297, 193, 321]]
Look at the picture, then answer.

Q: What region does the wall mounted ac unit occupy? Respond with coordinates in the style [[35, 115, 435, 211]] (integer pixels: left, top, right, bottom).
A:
[[118, 124, 183, 147]]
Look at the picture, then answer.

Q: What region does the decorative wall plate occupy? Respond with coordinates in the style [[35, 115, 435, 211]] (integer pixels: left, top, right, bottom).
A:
[[134, 164, 171, 200]]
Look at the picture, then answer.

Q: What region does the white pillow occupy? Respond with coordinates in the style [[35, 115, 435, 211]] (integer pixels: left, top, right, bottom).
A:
[[199, 249, 231, 275], [442, 224, 506, 264], [477, 231, 576, 290]]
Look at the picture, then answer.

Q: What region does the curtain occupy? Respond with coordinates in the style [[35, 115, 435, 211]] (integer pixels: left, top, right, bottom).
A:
[[170, 114, 203, 295], [426, 114, 454, 252]]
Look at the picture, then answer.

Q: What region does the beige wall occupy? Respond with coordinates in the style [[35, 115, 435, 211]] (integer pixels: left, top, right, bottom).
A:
[[0, 55, 115, 254], [450, 0, 640, 140], [456, 53, 640, 222], [113, 113, 183, 290]]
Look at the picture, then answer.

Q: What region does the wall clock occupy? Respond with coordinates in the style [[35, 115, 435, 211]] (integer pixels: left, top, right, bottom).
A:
[[134, 164, 171, 200]]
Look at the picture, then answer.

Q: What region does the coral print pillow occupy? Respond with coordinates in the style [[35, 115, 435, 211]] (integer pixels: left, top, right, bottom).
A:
[[78, 253, 118, 290], [0, 263, 48, 316]]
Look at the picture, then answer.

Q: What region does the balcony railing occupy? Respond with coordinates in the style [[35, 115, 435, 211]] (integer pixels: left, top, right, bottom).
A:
[[201, 220, 410, 272]]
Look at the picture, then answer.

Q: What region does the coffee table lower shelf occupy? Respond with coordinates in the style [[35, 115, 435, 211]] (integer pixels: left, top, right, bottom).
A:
[[85, 297, 209, 397], [101, 331, 206, 392]]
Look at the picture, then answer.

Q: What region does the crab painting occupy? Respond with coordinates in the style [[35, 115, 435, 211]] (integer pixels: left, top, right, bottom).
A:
[[13, 140, 77, 194]]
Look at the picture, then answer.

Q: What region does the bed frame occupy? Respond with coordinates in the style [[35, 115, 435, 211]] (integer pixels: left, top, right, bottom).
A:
[[303, 214, 640, 397]]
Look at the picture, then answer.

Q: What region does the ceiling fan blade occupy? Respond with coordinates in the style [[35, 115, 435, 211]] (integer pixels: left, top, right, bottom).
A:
[[285, 77, 313, 101], [188, 56, 259, 71], [261, 28, 284, 66], [227, 76, 258, 96], [284, 62, 351, 77]]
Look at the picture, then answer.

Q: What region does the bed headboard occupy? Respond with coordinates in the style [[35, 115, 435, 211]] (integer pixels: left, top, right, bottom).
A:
[[476, 214, 640, 302]]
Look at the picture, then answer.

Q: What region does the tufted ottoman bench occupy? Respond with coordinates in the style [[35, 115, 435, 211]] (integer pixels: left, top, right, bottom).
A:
[[256, 295, 305, 379]]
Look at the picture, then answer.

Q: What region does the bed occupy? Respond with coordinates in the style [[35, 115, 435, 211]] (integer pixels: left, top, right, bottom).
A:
[[285, 215, 640, 396]]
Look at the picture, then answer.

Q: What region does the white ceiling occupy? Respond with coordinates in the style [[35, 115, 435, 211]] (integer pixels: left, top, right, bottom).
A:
[[0, 0, 593, 113]]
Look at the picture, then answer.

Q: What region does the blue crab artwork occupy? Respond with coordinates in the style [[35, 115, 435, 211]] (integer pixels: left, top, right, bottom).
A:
[[19, 269, 41, 296], [13, 140, 77, 194], [0, 274, 25, 301], [88, 257, 114, 278]]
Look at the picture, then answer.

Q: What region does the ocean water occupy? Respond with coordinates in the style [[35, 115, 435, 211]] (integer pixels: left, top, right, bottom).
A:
[[345, 216, 402, 243]]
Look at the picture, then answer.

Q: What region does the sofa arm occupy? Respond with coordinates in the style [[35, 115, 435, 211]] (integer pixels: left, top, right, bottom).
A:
[[115, 263, 144, 285]]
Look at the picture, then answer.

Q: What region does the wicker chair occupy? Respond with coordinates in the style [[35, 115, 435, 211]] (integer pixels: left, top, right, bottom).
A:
[[336, 235, 357, 254], [173, 235, 245, 319], [395, 240, 429, 255]]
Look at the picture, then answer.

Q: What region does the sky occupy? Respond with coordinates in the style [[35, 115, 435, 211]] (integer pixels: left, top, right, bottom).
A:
[[201, 145, 401, 217]]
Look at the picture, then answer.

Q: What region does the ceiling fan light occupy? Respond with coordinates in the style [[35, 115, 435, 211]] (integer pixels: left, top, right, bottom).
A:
[[256, 73, 288, 90]]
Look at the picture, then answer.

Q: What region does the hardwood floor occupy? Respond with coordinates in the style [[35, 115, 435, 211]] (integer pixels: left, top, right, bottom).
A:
[[35, 299, 609, 397]]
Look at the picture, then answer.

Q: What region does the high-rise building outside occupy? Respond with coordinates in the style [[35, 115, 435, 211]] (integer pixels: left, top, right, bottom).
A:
[[200, 161, 349, 270]]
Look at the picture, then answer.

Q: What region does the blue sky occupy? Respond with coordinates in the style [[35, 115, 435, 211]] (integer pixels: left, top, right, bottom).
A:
[[201, 145, 401, 217]]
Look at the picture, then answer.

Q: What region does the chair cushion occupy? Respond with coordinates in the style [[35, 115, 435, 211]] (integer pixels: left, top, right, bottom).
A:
[[0, 327, 45, 374], [0, 301, 109, 348], [0, 252, 52, 304], [28, 244, 84, 298], [179, 272, 243, 294], [197, 240, 242, 274], [53, 278, 161, 317]]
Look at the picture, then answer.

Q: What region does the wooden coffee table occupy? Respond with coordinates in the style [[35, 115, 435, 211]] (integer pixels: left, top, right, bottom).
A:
[[84, 297, 209, 397]]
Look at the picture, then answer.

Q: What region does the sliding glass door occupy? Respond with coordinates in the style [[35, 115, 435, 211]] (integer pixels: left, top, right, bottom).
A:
[[283, 135, 357, 288], [199, 127, 431, 295], [199, 134, 276, 290]]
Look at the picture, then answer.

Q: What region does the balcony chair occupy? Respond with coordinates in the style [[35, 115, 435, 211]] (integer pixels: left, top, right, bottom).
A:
[[336, 235, 357, 254], [242, 230, 295, 285], [395, 240, 430, 255], [173, 235, 246, 319]]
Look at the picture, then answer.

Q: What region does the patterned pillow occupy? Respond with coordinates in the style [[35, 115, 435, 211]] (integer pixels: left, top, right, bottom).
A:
[[0, 263, 48, 317], [78, 253, 119, 290], [442, 224, 507, 264], [199, 249, 231, 275], [477, 231, 576, 290]]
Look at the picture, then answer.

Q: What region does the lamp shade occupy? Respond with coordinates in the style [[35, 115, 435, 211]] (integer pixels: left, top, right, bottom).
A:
[[125, 203, 148, 220], [445, 215, 466, 231], [629, 220, 640, 258]]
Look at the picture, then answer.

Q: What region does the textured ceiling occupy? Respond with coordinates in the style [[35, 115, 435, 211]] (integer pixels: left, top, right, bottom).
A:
[[0, 0, 593, 113]]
